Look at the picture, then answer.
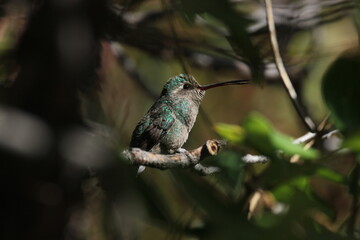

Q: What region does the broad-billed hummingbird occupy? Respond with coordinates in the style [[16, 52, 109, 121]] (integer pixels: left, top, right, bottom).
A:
[[130, 74, 249, 172]]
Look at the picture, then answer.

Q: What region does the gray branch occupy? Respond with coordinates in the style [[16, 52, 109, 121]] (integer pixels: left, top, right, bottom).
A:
[[123, 140, 226, 175]]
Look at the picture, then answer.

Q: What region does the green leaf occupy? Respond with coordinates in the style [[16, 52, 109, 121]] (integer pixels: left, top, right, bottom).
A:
[[272, 176, 309, 202], [315, 168, 346, 184], [215, 123, 245, 144], [242, 112, 274, 154], [343, 134, 360, 152], [322, 53, 360, 136], [242, 112, 319, 160], [271, 133, 318, 159]]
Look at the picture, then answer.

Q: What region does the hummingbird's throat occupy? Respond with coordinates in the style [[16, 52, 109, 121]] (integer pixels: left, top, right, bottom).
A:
[[198, 79, 249, 91]]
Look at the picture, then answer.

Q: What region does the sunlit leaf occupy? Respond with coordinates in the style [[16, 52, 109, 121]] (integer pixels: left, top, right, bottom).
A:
[[271, 133, 318, 159], [343, 134, 360, 152], [242, 112, 274, 154], [215, 123, 245, 144], [242, 112, 319, 160]]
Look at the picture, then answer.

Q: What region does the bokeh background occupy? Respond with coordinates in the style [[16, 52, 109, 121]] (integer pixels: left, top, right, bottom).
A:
[[0, 0, 359, 239]]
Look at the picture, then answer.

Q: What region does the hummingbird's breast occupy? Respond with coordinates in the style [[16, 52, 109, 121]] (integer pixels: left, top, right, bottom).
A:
[[160, 98, 199, 152]]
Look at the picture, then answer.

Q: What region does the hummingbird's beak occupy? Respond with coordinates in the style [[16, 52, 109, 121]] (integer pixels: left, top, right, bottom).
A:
[[198, 80, 250, 91]]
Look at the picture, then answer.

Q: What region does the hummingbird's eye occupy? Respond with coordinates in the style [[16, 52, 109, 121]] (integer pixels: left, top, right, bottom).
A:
[[183, 83, 191, 89]]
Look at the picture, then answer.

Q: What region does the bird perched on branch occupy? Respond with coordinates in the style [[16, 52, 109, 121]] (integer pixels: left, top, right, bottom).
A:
[[130, 74, 249, 173]]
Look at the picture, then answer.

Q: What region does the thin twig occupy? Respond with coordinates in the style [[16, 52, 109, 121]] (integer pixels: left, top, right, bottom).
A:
[[290, 113, 332, 163], [292, 113, 331, 145], [292, 132, 317, 145], [264, 0, 316, 132]]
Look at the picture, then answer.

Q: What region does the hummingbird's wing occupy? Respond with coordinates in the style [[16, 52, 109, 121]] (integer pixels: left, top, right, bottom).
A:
[[130, 103, 175, 152]]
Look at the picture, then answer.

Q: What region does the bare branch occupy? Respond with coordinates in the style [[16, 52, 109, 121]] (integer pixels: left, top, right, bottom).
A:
[[264, 0, 317, 132], [123, 140, 226, 174]]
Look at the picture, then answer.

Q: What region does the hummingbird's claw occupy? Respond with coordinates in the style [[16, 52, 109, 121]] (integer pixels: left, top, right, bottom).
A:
[[175, 147, 188, 153], [175, 147, 198, 163]]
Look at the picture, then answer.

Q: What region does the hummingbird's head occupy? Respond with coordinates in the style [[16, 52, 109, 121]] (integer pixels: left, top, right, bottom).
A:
[[161, 74, 250, 103], [161, 74, 205, 103]]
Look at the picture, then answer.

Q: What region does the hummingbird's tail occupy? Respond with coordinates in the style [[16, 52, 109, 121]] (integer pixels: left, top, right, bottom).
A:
[[136, 165, 146, 176]]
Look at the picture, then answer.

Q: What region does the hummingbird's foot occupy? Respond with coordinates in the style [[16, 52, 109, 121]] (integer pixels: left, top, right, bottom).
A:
[[174, 147, 198, 163], [193, 163, 220, 176], [174, 147, 188, 153]]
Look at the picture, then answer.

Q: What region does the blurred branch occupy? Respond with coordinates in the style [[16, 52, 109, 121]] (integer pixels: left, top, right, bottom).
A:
[[249, 0, 355, 34], [110, 43, 158, 99], [162, 0, 189, 75], [292, 113, 331, 145], [292, 132, 317, 145], [107, 3, 347, 87], [291, 114, 333, 163], [105, 0, 355, 83], [123, 139, 225, 175], [192, 163, 221, 176], [264, 0, 317, 132], [242, 154, 269, 163]]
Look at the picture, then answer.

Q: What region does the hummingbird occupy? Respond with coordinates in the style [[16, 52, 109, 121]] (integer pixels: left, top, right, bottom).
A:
[[130, 74, 249, 172]]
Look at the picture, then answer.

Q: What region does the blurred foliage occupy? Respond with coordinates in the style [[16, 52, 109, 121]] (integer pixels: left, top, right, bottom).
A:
[[216, 112, 319, 159], [322, 52, 360, 137], [0, 0, 360, 240], [178, 0, 263, 82]]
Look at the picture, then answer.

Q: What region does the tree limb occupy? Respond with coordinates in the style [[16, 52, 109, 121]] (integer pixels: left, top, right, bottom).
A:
[[123, 140, 226, 174]]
